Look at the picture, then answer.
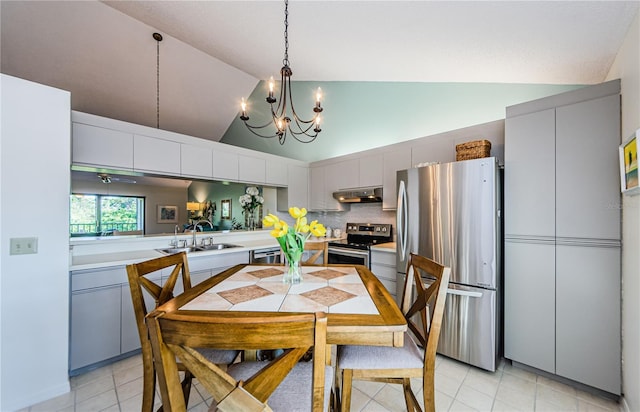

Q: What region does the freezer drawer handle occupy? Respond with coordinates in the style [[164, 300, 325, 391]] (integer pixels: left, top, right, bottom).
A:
[[397, 180, 408, 261], [447, 289, 482, 298]]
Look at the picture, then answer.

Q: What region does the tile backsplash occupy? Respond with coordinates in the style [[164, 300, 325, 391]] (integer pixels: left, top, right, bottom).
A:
[[307, 204, 396, 240]]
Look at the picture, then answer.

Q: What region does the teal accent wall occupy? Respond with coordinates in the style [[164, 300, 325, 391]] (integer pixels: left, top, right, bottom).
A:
[[221, 81, 583, 162]]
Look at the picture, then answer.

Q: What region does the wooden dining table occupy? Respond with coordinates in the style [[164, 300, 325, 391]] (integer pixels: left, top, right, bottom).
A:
[[154, 263, 407, 348]]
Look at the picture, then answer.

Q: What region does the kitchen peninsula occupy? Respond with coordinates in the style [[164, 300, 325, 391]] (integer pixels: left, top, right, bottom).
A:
[[69, 228, 347, 374]]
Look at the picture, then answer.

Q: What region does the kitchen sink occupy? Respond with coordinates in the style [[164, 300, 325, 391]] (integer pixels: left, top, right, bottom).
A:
[[198, 243, 241, 251], [156, 247, 202, 255], [157, 244, 241, 255]]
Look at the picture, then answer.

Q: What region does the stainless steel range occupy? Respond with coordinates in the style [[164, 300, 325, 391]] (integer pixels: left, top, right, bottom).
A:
[[327, 223, 392, 268]]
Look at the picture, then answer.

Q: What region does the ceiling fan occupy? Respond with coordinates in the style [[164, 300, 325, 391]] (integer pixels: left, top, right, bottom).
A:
[[97, 173, 137, 184]]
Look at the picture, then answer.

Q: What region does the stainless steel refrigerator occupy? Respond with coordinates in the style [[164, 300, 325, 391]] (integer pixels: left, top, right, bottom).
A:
[[396, 157, 501, 371]]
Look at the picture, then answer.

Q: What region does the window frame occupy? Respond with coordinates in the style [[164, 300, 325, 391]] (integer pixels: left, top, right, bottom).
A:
[[70, 193, 145, 236]]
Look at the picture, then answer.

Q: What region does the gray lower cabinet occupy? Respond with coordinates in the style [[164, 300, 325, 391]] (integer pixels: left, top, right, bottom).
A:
[[70, 251, 249, 374], [504, 241, 555, 374], [556, 244, 621, 394], [120, 275, 160, 354], [370, 250, 397, 302], [70, 285, 121, 371]]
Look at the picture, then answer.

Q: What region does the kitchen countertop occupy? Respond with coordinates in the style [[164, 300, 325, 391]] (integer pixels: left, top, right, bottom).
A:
[[70, 236, 344, 271], [371, 242, 397, 253]]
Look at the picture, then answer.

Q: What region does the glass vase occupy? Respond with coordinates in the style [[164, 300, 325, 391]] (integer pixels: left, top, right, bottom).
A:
[[283, 259, 302, 284], [247, 209, 256, 231]]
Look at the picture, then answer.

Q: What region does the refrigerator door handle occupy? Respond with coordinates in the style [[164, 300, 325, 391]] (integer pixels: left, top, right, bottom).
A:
[[447, 288, 483, 298], [397, 179, 408, 261]]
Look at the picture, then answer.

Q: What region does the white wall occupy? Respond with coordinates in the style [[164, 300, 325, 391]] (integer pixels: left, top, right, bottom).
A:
[[0, 75, 71, 410], [605, 10, 640, 412]]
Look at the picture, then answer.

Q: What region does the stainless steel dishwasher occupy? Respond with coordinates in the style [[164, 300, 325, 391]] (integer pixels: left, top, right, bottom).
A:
[[249, 247, 282, 264]]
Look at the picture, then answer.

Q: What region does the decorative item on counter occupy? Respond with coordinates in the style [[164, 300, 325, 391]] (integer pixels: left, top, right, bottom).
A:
[[263, 207, 326, 284], [239, 186, 264, 230], [333, 228, 342, 238], [325, 227, 332, 238]]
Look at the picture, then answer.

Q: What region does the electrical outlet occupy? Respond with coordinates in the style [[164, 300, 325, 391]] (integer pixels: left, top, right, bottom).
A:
[[10, 237, 38, 255]]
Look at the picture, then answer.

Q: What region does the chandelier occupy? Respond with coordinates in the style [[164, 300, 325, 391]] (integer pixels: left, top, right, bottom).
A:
[[239, 0, 323, 145]]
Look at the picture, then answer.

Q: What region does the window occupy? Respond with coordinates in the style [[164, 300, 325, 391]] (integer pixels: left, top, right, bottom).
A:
[[70, 194, 145, 236]]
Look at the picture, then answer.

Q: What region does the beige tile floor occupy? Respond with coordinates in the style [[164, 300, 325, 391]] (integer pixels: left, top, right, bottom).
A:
[[22, 354, 621, 412]]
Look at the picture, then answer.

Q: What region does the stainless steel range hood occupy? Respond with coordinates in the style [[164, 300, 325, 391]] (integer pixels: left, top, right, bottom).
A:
[[332, 187, 383, 203]]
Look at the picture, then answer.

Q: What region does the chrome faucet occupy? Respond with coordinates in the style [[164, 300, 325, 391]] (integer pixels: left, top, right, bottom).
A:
[[192, 223, 202, 246], [170, 225, 179, 247]]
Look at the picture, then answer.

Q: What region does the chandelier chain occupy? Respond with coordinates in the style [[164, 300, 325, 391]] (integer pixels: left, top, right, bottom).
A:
[[238, 0, 322, 145], [283, 0, 289, 66]]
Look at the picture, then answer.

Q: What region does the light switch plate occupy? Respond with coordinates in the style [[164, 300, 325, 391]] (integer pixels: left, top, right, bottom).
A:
[[10, 237, 38, 255]]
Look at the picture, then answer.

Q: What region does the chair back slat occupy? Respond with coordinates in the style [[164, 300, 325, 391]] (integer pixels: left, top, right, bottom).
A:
[[125, 252, 195, 412], [400, 253, 451, 367], [339, 252, 450, 412], [148, 310, 328, 411], [302, 241, 328, 265]]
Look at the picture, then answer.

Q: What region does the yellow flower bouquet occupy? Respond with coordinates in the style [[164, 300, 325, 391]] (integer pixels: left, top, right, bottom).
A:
[[263, 207, 326, 283]]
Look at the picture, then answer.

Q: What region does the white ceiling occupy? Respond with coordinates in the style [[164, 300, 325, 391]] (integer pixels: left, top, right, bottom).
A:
[[103, 0, 639, 84]]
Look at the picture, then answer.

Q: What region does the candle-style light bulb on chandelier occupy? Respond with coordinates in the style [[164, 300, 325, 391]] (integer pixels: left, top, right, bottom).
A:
[[239, 0, 323, 145]]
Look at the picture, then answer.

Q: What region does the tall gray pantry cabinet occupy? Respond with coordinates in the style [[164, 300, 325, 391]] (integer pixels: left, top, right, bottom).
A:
[[504, 80, 621, 395]]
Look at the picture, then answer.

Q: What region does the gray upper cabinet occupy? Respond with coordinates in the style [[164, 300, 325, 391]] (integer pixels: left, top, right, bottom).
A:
[[504, 109, 556, 239], [358, 154, 383, 188], [411, 137, 455, 166], [320, 164, 349, 211], [238, 155, 266, 184], [382, 148, 411, 210], [213, 150, 239, 181], [72, 112, 306, 188], [289, 165, 309, 209], [133, 134, 181, 175], [181, 144, 213, 178], [309, 166, 327, 211], [72, 123, 134, 170], [556, 94, 621, 241], [266, 160, 288, 186], [278, 165, 309, 211], [334, 159, 360, 190]]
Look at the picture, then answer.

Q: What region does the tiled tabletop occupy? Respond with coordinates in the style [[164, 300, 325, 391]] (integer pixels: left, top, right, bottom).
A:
[[181, 265, 379, 315], [159, 264, 407, 347]]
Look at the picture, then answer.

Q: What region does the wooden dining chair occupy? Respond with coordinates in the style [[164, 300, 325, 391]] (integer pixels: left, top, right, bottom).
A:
[[126, 252, 239, 412], [302, 241, 328, 265], [147, 311, 332, 412], [336, 253, 451, 412], [279, 241, 328, 266]]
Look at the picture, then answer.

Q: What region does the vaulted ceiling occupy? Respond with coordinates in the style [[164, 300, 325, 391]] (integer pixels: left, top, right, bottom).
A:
[[103, 1, 638, 84], [2, 1, 638, 161]]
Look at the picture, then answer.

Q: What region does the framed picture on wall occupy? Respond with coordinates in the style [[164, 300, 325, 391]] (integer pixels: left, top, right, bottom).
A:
[[157, 205, 178, 223], [619, 129, 640, 195], [221, 199, 232, 219]]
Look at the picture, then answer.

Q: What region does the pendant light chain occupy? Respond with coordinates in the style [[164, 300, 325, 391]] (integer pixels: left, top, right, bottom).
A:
[[153, 32, 163, 129]]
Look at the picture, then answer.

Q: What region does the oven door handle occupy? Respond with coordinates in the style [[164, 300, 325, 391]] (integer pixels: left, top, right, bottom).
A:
[[328, 248, 369, 258]]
